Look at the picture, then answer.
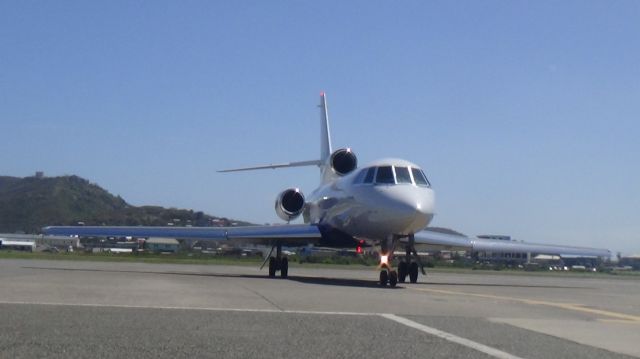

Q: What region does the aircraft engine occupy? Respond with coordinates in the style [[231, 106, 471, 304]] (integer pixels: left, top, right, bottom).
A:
[[275, 188, 305, 221], [330, 148, 357, 175]]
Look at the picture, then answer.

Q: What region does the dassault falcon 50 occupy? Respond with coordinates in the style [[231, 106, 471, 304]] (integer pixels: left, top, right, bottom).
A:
[[44, 93, 610, 287]]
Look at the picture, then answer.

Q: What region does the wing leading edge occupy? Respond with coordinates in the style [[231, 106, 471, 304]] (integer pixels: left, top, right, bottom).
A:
[[42, 224, 322, 246]]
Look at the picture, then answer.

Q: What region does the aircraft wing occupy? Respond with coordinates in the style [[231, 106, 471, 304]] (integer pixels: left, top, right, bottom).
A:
[[469, 238, 611, 257], [42, 224, 322, 246], [413, 230, 610, 257], [413, 230, 472, 250]]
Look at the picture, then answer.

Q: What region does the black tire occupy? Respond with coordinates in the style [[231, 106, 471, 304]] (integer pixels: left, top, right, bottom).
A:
[[389, 270, 398, 288], [379, 270, 388, 287], [268, 257, 277, 278], [409, 262, 419, 283], [280, 257, 289, 278], [398, 262, 408, 283]]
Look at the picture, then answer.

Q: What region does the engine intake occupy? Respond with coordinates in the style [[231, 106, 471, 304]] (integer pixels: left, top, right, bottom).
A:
[[330, 148, 357, 175], [275, 188, 305, 221]]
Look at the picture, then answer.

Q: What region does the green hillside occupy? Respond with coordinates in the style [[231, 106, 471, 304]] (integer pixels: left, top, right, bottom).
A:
[[0, 175, 251, 233]]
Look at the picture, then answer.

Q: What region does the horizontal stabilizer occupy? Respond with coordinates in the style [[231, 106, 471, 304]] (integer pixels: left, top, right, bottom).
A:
[[218, 159, 322, 173]]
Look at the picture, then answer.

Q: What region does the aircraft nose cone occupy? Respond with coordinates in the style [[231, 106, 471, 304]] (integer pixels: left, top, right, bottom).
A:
[[379, 186, 435, 232], [411, 188, 435, 228]]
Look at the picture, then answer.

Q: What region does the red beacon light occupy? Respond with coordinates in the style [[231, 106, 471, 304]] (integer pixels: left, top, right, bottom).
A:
[[356, 239, 364, 254]]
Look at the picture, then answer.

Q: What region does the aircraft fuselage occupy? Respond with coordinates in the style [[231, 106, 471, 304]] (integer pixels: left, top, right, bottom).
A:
[[304, 158, 435, 243]]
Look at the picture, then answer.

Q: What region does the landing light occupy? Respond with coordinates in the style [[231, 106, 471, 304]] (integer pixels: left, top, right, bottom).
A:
[[380, 255, 389, 266]]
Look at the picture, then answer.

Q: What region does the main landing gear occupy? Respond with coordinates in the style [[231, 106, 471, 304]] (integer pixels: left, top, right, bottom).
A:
[[262, 243, 289, 278], [398, 234, 425, 283], [397, 261, 419, 283]]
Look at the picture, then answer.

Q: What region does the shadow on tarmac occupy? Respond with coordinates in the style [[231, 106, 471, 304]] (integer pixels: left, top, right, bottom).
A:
[[22, 266, 382, 288], [22, 266, 589, 289]]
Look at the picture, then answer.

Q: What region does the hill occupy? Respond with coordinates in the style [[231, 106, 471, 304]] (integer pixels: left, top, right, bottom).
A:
[[0, 175, 251, 233]]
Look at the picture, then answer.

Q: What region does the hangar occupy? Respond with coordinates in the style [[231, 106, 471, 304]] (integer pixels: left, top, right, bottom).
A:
[[0, 239, 36, 252]]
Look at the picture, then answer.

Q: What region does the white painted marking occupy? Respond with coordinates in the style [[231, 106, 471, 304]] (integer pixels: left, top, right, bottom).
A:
[[380, 313, 524, 359], [0, 300, 524, 358]]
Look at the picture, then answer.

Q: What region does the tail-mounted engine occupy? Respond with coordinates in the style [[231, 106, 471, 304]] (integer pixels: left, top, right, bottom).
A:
[[330, 148, 357, 175], [275, 188, 305, 221]]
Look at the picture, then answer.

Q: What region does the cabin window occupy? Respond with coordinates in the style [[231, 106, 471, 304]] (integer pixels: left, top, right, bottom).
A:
[[411, 168, 431, 187], [375, 166, 395, 184], [363, 167, 376, 183], [394, 166, 413, 184]]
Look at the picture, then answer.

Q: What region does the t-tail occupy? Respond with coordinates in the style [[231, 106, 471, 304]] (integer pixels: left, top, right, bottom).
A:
[[218, 92, 357, 185], [319, 91, 332, 164]]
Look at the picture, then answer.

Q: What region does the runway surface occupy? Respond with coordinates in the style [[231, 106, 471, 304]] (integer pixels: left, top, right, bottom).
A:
[[1, 259, 638, 358]]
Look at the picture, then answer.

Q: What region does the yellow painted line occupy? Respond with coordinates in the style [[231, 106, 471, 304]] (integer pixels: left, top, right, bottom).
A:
[[409, 287, 640, 322], [597, 319, 640, 324]]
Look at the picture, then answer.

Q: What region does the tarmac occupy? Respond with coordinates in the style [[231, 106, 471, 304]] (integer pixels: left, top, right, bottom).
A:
[[0, 259, 638, 358]]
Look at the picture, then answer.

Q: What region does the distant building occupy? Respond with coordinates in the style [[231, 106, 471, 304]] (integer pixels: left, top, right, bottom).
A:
[[473, 250, 529, 264], [0, 234, 80, 250], [0, 240, 36, 252], [145, 238, 180, 253], [619, 255, 640, 270], [477, 235, 511, 241], [38, 235, 80, 249], [35, 171, 44, 179]]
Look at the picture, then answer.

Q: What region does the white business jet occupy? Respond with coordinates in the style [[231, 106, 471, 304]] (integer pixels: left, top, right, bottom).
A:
[[44, 93, 610, 287]]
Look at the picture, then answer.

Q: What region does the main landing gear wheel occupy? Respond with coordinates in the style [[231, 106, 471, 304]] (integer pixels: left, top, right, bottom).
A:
[[409, 262, 419, 283], [268, 257, 288, 278], [398, 262, 408, 283], [389, 270, 398, 287], [268, 257, 277, 278], [280, 257, 288, 278], [379, 270, 398, 288]]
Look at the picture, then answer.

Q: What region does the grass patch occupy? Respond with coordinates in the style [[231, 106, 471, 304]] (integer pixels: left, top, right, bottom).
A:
[[1, 251, 638, 279], [0, 250, 263, 266]]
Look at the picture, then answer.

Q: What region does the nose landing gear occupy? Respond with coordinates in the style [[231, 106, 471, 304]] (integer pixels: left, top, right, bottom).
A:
[[379, 234, 425, 286], [379, 264, 398, 287], [378, 235, 399, 287]]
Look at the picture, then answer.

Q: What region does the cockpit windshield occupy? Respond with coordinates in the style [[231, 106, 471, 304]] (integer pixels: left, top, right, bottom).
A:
[[363, 167, 376, 183], [353, 168, 368, 184], [394, 167, 412, 184], [353, 165, 431, 187], [375, 166, 394, 184], [411, 167, 431, 187]]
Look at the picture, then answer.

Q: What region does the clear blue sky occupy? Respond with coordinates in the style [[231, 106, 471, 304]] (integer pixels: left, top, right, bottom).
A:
[[1, 1, 638, 254]]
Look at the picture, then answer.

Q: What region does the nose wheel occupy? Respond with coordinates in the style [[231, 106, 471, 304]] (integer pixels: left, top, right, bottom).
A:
[[379, 268, 398, 287], [378, 235, 400, 288]]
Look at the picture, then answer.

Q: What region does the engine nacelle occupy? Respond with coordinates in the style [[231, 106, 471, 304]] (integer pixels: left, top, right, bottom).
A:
[[275, 188, 305, 221], [330, 148, 357, 175]]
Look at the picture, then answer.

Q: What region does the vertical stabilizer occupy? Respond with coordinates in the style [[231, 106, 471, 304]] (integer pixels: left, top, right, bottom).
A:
[[319, 92, 332, 163]]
